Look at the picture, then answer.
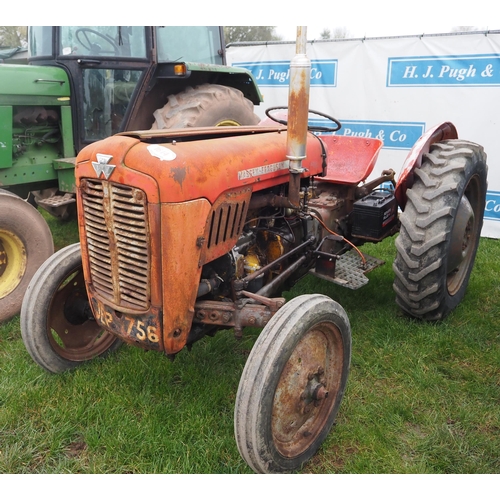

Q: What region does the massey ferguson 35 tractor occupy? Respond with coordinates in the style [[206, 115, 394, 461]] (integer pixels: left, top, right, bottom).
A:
[[20, 28, 488, 473]]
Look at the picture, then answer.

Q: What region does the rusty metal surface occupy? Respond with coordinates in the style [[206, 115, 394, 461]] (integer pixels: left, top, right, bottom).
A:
[[160, 199, 212, 354], [308, 184, 349, 235], [80, 179, 151, 312], [194, 297, 284, 331], [117, 125, 287, 141], [271, 320, 344, 458], [318, 135, 383, 185], [310, 249, 385, 289], [200, 187, 252, 265], [285, 27, 310, 208], [90, 297, 163, 351], [121, 131, 324, 204], [47, 269, 119, 360]]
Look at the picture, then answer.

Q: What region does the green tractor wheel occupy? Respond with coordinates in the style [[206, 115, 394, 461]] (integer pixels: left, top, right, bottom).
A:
[[0, 194, 54, 323]]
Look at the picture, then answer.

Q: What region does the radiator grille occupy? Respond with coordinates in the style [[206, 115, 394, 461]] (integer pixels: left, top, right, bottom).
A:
[[207, 200, 247, 249], [81, 179, 150, 312]]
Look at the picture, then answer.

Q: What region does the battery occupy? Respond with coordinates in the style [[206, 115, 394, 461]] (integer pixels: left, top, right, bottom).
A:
[[352, 190, 397, 239]]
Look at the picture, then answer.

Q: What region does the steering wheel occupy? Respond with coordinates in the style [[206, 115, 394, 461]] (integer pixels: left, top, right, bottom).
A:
[[265, 106, 342, 132], [75, 28, 119, 55]]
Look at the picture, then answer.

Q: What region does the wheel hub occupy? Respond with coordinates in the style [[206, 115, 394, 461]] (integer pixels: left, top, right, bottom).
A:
[[0, 230, 27, 299], [447, 195, 474, 274], [271, 323, 342, 458], [300, 368, 329, 410]]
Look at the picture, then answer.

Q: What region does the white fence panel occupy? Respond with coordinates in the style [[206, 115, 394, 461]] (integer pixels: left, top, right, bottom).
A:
[[227, 32, 500, 238]]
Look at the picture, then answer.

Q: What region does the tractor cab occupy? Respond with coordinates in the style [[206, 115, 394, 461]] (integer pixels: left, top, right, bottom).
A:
[[28, 26, 261, 152]]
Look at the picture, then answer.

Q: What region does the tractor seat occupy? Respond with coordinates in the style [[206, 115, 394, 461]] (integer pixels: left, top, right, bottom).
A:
[[318, 135, 383, 185]]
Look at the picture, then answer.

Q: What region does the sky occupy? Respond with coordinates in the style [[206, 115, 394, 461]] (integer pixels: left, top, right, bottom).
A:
[[274, 24, 491, 41], [265, 0, 496, 40], [9, 0, 498, 38]]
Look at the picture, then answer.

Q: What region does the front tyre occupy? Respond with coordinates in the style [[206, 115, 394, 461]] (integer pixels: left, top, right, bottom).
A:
[[393, 140, 487, 320], [234, 294, 351, 473], [20, 243, 122, 373]]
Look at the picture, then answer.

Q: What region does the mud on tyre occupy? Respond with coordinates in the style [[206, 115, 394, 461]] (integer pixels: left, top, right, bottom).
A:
[[151, 83, 260, 129], [393, 140, 487, 321], [234, 294, 351, 473], [0, 194, 54, 323], [20, 243, 122, 373]]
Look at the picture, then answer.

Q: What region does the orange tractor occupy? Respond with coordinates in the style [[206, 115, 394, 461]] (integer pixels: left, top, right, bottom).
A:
[[20, 28, 488, 473]]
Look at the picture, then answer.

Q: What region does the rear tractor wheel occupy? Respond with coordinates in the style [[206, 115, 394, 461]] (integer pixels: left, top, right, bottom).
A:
[[151, 84, 260, 129], [20, 243, 122, 373], [234, 294, 351, 473], [393, 140, 487, 320], [0, 194, 54, 323]]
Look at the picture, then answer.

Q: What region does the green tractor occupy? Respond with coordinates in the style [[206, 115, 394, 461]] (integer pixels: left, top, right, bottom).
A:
[[0, 26, 262, 322]]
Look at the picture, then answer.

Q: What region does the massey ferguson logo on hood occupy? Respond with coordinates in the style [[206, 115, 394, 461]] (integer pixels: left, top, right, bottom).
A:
[[92, 154, 116, 179]]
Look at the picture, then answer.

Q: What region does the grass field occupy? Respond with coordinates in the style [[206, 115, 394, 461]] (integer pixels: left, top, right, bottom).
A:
[[1, 214, 499, 474]]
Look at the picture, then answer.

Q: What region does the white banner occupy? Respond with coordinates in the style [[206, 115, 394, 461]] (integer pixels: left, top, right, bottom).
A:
[[227, 32, 500, 238]]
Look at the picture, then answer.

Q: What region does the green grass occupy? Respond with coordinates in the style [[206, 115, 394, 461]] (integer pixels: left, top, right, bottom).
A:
[[1, 214, 499, 474]]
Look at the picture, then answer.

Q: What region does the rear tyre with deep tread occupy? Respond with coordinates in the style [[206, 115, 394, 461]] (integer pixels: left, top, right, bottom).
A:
[[393, 140, 487, 320], [151, 84, 259, 129]]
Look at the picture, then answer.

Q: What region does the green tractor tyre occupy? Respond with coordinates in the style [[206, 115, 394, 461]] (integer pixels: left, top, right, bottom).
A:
[[0, 193, 54, 323]]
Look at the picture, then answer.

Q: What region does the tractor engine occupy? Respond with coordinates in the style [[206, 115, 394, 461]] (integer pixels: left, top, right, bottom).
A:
[[201, 203, 316, 297], [74, 126, 331, 355], [12, 106, 61, 160]]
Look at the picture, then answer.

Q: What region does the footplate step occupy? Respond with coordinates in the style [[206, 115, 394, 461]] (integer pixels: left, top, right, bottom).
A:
[[309, 249, 385, 290], [37, 193, 76, 209]]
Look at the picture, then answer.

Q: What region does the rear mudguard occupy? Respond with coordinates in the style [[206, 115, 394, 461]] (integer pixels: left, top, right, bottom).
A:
[[395, 122, 458, 210]]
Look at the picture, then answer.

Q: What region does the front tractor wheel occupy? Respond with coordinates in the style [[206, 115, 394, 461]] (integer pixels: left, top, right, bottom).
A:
[[393, 140, 487, 321], [20, 243, 122, 373], [0, 194, 54, 323], [151, 84, 260, 129], [234, 294, 351, 473]]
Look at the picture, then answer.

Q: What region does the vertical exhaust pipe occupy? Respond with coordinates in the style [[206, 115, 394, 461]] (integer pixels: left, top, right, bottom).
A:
[[286, 26, 311, 208]]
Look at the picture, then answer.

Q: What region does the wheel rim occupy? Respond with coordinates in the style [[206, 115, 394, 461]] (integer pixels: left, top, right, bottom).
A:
[[447, 174, 482, 296], [271, 321, 344, 458], [215, 119, 241, 126], [47, 267, 117, 361], [0, 230, 27, 299]]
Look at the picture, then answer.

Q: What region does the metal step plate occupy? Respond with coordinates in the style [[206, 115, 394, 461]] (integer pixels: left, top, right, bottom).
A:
[[37, 193, 75, 209], [309, 250, 385, 290]]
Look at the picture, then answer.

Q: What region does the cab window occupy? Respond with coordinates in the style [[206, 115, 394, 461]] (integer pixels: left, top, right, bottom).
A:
[[59, 27, 147, 58], [156, 26, 223, 64], [29, 26, 53, 57], [81, 68, 143, 141]]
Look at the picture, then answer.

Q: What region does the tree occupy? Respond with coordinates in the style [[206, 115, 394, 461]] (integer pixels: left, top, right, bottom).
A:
[[0, 26, 27, 48], [318, 26, 351, 40], [224, 26, 282, 44], [451, 26, 487, 33], [320, 28, 332, 40]]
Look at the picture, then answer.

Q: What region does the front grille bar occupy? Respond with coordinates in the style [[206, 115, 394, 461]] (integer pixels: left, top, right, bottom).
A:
[[81, 179, 151, 312]]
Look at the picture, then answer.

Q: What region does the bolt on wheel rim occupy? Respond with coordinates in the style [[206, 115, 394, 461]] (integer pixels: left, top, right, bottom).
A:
[[447, 175, 481, 296], [0, 230, 27, 299], [271, 321, 344, 458], [216, 119, 241, 126], [47, 268, 117, 361]]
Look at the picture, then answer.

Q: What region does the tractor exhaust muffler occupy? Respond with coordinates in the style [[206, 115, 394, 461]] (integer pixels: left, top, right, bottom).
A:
[[286, 26, 311, 208]]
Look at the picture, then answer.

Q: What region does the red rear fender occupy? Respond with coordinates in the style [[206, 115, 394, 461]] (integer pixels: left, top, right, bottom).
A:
[[395, 122, 458, 209]]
